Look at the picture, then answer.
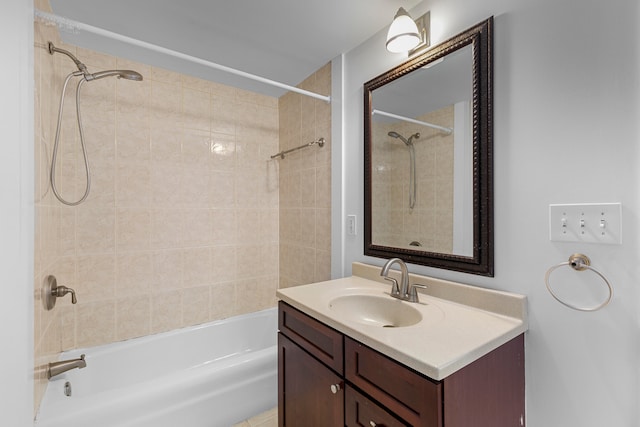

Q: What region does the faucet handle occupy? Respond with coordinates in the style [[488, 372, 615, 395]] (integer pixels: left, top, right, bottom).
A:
[[383, 277, 401, 296], [54, 285, 77, 304], [43, 275, 78, 310], [407, 284, 428, 303]]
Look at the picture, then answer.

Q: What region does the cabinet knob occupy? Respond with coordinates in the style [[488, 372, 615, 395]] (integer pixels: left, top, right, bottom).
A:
[[330, 383, 342, 394], [369, 421, 386, 427]]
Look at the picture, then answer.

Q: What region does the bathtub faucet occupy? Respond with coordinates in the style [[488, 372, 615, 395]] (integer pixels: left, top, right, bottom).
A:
[[47, 354, 87, 379]]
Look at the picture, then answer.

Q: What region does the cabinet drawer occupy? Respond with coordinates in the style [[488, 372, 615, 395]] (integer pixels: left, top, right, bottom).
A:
[[346, 385, 408, 427], [345, 338, 443, 427], [278, 301, 343, 374]]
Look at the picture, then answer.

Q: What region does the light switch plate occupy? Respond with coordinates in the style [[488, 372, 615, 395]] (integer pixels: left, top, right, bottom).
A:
[[549, 203, 622, 244], [347, 215, 357, 236]]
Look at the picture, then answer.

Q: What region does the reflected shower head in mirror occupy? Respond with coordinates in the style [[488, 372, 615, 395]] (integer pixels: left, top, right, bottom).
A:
[[387, 131, 420, 210], [388, 131, 420, 146]]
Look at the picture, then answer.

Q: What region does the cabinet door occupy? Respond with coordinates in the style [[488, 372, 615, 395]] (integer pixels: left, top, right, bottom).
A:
[[279, 333, 344, 427]]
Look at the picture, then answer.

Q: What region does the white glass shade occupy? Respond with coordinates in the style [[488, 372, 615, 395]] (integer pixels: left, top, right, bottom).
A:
[[386, 8, 420, 53]]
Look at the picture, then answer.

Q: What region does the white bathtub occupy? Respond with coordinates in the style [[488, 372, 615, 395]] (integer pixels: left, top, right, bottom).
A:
[[35, 308, 277, 427]]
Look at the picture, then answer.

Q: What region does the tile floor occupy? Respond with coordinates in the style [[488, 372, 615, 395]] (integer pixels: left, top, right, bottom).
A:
[[232, 407, 277, 427]]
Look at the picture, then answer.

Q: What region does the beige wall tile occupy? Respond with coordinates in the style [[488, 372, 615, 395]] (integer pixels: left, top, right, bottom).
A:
[[210, 281, 236, 319], [183, 88, 211, 132], [76, 207, 116, 254], [116, 252, 152, 296], [277, 64, 331, 288], [76, 300, 116, 348], [150, 127, 182, 165], [181, 208, 214, 247], [210, 132, 236, 170], [116, 163, 151, 207], [151, 209, 184, 249], [116, 296, 151, 341], [150, 66, 182, 85], [211, 246, 237, 283], [210, 171, 236, 208], [182, 74, 212, 93], [116, 208, 151, 251], [76, 254, 116, 302], [183, 247, 212, 287], [151, 290, 183, 334], [152, 249, 183, 289], [211, 209, 238, 245], [182, 286, 210, 325]]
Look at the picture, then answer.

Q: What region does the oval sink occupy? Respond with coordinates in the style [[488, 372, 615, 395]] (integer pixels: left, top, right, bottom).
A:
[[328, 295, 422, 328]]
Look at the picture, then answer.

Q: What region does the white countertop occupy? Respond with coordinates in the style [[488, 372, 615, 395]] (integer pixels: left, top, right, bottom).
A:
[[276, 262, 528, 380]]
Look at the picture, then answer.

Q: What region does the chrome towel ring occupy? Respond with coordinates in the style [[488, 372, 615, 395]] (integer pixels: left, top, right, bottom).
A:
[[544, 253, 613, 312]]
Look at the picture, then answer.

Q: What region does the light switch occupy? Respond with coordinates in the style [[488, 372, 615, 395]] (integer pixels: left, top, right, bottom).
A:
[[549, 203, 622, 244], [347, 215, 357, 236]]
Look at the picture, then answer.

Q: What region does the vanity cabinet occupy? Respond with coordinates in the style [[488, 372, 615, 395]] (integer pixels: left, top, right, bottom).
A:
[[278, 301, 525, 427]]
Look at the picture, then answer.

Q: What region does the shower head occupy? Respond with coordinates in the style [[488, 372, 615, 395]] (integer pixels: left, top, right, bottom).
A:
[[86, 70, 144, 81], [388, 131, 420, 146], [47, 43, 143, 82], [387, 131, 404, 141]]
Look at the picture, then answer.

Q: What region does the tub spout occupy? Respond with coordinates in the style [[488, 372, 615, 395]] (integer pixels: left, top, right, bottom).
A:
[[47, 354, 86, 379]]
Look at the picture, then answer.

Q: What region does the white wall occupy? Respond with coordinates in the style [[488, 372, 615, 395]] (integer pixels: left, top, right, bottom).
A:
[[338, 0, 639, 425], [0, 0, 34, 426]]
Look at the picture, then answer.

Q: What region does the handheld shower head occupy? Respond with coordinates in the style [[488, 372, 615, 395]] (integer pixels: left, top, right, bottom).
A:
[[86, 70, 143, 81], [388, 131, 408, 144], [388, 131, 419, 146], [388, 130, 420, 210]]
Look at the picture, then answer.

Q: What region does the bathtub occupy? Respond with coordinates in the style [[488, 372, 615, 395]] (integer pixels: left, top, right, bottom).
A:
[[35, 308, 277, 427]]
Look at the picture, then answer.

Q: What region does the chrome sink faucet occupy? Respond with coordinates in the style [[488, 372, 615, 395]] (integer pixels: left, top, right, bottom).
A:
[[380, 258, 427, 303], [47, 354, 87, 379]]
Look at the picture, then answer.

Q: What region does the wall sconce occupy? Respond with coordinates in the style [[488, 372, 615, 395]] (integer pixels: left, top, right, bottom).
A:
[[386, 8, 431, 55]]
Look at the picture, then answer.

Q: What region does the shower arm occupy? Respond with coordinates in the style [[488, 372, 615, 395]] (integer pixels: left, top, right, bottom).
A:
[[48, 42, 90, 77]]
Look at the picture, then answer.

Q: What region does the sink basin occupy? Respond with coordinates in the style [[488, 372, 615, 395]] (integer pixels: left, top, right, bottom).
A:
[[328, 294, 422, 328]]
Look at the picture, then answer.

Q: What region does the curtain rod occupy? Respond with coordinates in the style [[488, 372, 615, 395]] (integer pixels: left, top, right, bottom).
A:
[[372, 109, 452, 134], [34, 9, 331, 103]]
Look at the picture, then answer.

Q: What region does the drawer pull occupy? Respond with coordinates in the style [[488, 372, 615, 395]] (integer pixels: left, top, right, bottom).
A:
[[330, 383, 342, 394], [369, 421, 386, 427]]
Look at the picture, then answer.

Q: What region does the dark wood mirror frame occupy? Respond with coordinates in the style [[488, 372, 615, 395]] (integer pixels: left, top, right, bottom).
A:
[[364, 17, 494, 276]]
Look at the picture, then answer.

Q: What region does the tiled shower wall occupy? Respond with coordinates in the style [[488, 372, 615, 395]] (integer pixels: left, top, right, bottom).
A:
[[278, 64, 332, 288], [34, 0, 281, 410]]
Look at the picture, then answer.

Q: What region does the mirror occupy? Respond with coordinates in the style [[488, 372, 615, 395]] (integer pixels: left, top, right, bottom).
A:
[[364, 17, 493, 276]]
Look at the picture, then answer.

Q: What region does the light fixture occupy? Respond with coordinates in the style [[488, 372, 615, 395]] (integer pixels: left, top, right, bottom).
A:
[[386, 7, 421, 53]]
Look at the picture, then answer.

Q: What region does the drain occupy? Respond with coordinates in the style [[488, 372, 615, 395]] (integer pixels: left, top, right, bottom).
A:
[[382, 324, 396, 328], [64, 381, 72, 397]]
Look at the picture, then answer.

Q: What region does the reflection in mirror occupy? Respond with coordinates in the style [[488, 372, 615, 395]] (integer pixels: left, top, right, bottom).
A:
[[364, 18, 493, 276], [370, 45, 473, 256]]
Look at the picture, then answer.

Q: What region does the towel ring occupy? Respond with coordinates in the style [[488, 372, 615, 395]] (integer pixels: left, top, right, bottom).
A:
[[544, 253, 613, 312]]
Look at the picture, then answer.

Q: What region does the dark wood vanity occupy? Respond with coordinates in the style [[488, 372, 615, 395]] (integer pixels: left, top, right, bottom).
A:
[[278, 301, 525, 427]]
